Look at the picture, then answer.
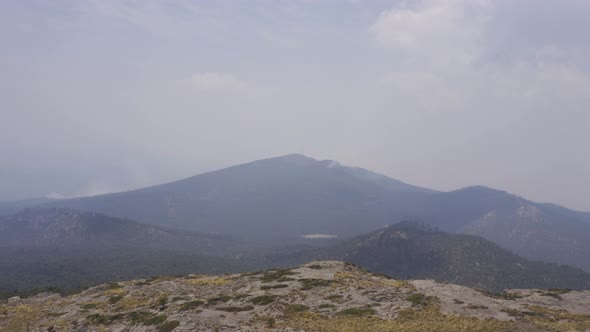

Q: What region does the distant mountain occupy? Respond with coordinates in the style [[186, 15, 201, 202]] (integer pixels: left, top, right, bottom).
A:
[[0, 208, 244, 292], [0, 197, 57, 216], [0, 207, 239, 251], [12, 154, 590, 271], [43, 154, 435, 241], [265, 222, 590, 292], [409, 186, 590, 271]]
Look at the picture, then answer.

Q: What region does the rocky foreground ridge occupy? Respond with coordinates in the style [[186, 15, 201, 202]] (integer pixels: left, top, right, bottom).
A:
[[1, 261, 590, 331]]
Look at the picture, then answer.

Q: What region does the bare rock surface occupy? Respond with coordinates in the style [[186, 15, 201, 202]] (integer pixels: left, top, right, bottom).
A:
[[1, 261, 589, 331]]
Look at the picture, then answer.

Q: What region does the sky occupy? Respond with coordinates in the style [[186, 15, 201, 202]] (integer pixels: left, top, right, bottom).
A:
[[1, 0, 589, 211]]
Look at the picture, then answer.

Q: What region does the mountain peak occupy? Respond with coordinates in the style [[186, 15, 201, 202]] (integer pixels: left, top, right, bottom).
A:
[[263, 153, 318, 164]]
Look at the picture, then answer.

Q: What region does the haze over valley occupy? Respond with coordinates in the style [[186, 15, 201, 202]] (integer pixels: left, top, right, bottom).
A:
[[1, 1, 589, 331]]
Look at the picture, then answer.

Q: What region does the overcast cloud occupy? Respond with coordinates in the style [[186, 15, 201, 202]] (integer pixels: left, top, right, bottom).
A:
[[1, 0, 589, 210]]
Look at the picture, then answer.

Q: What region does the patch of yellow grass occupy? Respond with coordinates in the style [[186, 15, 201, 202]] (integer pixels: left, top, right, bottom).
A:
[[115, 296, 150, 311], [380, 279, 417, 290], [520, 305, 590, 331], [104, 288, 126, 296], [2, 305, 44, 331], [81, 300, 109, 311], [333, 271, 414, 291], [282, 305, 516, 332]]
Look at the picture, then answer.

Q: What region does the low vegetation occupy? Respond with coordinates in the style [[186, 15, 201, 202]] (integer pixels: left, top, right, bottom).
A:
[[284, 304, 310, 314], [217, 305, 254, 312], [207, 295, 232, 304], [337, 307, 376, 316], [307, 264, 324, 270], [261, 269, 298, 283], [108, 295, 124, 304], [261, 284, 289, 290], [180, 300, 204, 311], [2, 261, 589, 332], [157, 320, 180, 332], [540, 292, 563, 300], [282, 305, 517, 332], [249, 295, 278, 305], [405, 293, 436, 307], [299, 278, 332, 290]]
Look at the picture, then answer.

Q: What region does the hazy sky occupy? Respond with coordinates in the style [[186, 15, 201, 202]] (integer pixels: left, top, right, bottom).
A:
[[1, 0, 589, 211]]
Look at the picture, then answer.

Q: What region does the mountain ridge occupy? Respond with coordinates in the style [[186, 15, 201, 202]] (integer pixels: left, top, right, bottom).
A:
[[2, 154, 589, 271], [260, 221, 590, 292]]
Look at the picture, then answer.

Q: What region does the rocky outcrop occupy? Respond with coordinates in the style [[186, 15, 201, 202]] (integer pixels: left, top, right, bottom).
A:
[[1, 261, 589, 331]]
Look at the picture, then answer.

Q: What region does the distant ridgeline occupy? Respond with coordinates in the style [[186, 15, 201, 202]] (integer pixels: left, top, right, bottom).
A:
[[1, 154, 590, 296], [259, 221, 590, 292], [21, 154, 588, 272]]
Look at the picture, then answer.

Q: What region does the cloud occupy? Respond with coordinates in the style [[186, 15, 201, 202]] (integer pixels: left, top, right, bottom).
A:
[[184, 73, 249, 93], [370, 0, 590, 118], [370, 0, 491, 67], [368, 0, 590, 210]]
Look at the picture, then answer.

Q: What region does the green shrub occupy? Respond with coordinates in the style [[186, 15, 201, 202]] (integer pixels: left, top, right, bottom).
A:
[[466, 304, 488, 309], [144, 314, 167, 325], [217, 305, 254, 312], [284, 304, 310, 314], [180, 300, 204, 310], [155, 296, 168, 310], [337, 307, 376, 316], [82, 303, 97, 309], [157, 320, 180, 332], [109, 295, 124, 304], [261, 284, 289, 290], [87, 314, 110, 325], [406, 293, 434, 307], [319, 303, 336, 309], [476, 289, 523, 300], [261, 269, 297, 282], [500, 308, 520, 317], [541, 292, 562, 300], [299, 278, 331, 290], [250, 295, 277, 305], [87, 313, 125, 325], [127, 311, 157, 325], [547, 288, 572, 294], [208, 295, 232, 304], [106, 283, 122, 290], [233, 294, 251, 299], [265, 317, 276, 328], [308, 264, 323, 270]]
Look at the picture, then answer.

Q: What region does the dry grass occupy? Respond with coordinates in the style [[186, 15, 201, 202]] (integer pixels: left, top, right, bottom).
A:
[[282, 305, 516, 332], [115, 296, 150, 311], [2, 305, 44, 331], [333, 271, 414, 291], [40, 318, 70, 331], [517, 305, 590, 331], [104, 287, 126, 296]]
